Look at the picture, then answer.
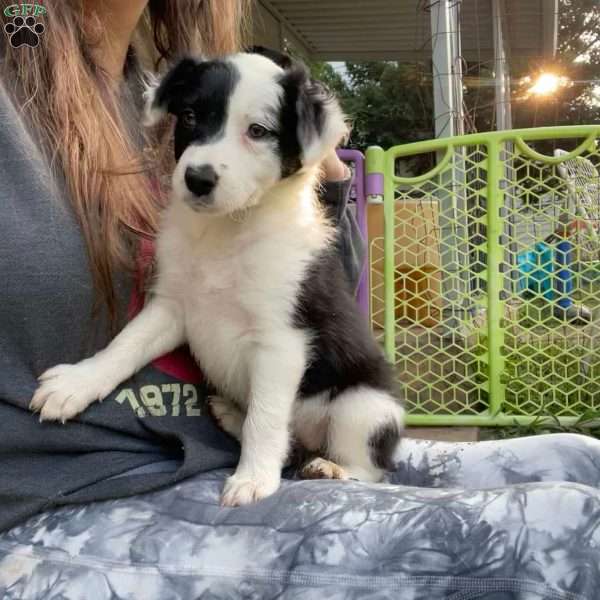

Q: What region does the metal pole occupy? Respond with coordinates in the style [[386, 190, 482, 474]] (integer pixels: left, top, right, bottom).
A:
[[430, 0, 468, 328], [430, 0, 464, 137], [492, 0, 518, 302], [492, 0, 512, 131]]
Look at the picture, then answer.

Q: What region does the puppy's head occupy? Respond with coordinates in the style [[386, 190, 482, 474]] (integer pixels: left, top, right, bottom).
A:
[[145, 51, 347, 215]]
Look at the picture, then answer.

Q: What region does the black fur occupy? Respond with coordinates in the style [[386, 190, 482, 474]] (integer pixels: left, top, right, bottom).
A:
[[277, 66, 331, 178], [294, 241, 395, 400], [248, 45, 293, 70], [155, 53, 332, 177], [248, 46, 308, 178], [152, 58, 240, 160], [277, 67, 306, 178], [152, 57, 200, 114], [369, 422, 401, 471]]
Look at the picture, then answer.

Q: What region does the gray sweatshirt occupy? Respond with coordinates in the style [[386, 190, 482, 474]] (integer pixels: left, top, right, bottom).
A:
[[0, 81, 365, 532]]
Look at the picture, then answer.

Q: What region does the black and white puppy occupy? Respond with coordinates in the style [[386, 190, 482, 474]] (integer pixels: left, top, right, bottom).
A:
[[30, 52, 404, 506]]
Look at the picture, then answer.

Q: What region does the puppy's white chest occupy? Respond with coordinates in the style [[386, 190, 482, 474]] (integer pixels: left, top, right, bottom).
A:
[[156, 228, 279, 400], [154, 197, 329, 401], [167, 234, 254, 328], [186, 251, 254, 330]]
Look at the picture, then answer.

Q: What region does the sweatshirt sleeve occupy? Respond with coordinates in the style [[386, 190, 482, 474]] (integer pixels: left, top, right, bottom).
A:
[[318, 178, 367, 294]]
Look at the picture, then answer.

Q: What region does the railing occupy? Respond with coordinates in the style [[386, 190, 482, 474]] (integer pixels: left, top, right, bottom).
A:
[[364, 126, 600, 425]]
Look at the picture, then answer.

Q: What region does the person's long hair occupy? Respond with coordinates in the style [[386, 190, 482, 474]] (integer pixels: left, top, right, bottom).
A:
[[0, 0, 252, 328]]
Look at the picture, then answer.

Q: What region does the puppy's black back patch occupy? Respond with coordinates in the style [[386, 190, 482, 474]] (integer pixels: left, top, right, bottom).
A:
[[293, 242, 395, 399]]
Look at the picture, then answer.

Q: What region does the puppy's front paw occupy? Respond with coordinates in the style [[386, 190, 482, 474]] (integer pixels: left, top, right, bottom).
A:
[[220, 472, 280, 507], [29, 362, 109, 423]]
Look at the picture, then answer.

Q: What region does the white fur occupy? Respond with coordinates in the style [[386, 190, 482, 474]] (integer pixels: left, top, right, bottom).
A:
[[327, 386, 404, 481], [141, 70, 163, 127], [173, 56, 288, 216], [31, 54, 399, 506]]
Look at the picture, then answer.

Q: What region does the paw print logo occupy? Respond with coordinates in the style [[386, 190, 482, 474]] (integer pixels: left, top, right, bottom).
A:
[[4, 15, 45, 48]]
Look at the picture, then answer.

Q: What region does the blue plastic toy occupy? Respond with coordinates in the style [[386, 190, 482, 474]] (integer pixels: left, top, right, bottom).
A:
[[517, 240, 573, 309]]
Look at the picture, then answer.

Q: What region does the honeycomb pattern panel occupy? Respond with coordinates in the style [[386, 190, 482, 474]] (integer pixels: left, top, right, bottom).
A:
[[500, 138, 600, 417], [388, 145, 490, 415], [368, 129, 600, 422]]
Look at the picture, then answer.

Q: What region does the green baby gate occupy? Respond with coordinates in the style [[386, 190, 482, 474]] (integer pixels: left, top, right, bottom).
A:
[[364, 126, 600, 426]]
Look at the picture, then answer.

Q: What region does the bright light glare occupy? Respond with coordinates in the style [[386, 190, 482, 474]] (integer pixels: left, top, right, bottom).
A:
[[528, 73, 565, 96]]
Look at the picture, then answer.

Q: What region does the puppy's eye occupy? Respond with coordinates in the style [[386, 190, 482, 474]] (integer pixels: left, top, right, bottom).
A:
[[247, 123, 269, 139], [181, 108, 196, 129]]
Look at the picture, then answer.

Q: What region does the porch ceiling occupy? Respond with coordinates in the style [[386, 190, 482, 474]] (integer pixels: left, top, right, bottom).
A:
[[259, 0, 558, 63]]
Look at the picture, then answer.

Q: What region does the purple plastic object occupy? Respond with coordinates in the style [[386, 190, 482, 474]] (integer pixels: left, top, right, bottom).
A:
[[365, 172, 384, 196], [337, 149, 369, 315]]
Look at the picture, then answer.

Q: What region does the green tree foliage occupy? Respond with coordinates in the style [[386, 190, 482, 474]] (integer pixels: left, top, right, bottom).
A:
[[310, 61, 434, 149]]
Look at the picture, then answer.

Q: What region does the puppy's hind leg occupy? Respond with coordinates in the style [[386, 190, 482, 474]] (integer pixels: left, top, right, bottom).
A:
[[300, 457, 349, 480], [293, 394, 350, 481], [208, 395, 245, 440], [326, 386, 404, 482]]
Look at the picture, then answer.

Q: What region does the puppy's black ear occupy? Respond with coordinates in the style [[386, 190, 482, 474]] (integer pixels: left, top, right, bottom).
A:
[[279, 66, 348, 171], [143, 57, 202, 126], [247, 45, 293, 70]]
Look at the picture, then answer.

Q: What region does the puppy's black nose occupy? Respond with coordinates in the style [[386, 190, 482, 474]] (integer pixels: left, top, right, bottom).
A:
[[185, 165, 218, 198]]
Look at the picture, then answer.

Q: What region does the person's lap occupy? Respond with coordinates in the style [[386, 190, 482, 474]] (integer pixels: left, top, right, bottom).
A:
[[1, 434, 599, 600]]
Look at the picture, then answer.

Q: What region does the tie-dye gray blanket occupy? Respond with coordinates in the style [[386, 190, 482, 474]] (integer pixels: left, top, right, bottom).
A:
[[1, 433, 599, 599]]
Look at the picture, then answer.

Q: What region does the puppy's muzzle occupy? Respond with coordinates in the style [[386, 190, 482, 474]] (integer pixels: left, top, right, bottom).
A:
[[185, 164, 218, 201]]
